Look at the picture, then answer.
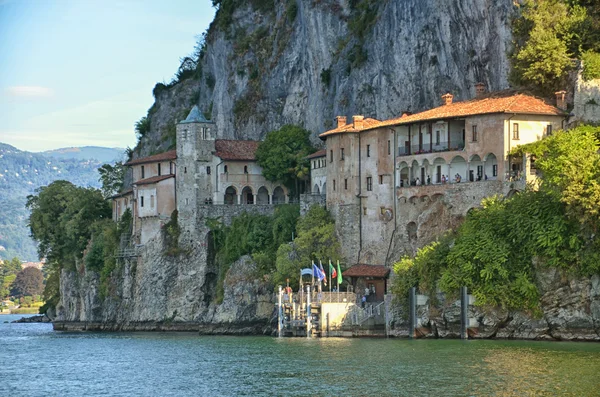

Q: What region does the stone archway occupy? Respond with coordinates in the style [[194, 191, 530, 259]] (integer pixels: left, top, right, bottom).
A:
[[450, 155, 467, 182], [242, 186, 253, 204], [224, 186, 237, 205], [313, 184, 320, 195], [484, 153, 498, 180], [469, 154, 483, 182], [273, 186, 285, 204], [257, 186, 269, 204]]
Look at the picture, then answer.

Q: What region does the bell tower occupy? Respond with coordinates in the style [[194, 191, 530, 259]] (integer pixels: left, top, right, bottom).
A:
[[176, 105, 216, 226]]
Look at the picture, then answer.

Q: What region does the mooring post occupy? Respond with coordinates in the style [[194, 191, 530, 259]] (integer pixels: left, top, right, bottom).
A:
[[306, 284, 312, 338], [409, 287, 416, 339], [460, 286, 468, 340], [278, 285, 283, 337]]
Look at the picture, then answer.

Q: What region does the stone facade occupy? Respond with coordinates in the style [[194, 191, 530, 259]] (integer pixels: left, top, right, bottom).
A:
[[320, 91, 567, 266]]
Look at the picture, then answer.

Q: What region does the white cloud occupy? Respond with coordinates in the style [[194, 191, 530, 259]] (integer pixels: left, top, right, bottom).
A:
[[6, 86, 54, 98]]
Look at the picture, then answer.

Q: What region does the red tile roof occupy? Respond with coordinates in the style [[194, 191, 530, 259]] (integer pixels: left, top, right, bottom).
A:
[[125, 150, 177, 166], [342, 264, 390, 278], [306, 149, 326, 159], [319, 117, 382, 138], [319, 91, 566, 138], [134, 174, 175, 186], [215, 139, 260, 161]]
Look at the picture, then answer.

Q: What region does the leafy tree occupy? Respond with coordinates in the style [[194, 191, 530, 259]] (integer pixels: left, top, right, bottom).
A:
[[274, 205, 342, 287], [581, 50, 600, 80], [1, 274, 16, 299], [510, 0, 596, 94], [27, 181, 111, 269], [10, 267, 44, 298], [256, 125, 315, 198], [98, 162, 125, 198]]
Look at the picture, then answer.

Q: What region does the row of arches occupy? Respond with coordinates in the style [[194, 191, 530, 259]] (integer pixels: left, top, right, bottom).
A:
[[223, 185, 286, 205], [313, 182, 326, 195], [397, 153, 498, 186]]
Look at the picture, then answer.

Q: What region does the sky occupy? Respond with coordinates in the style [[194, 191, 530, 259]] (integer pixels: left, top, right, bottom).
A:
[[0, 0, 215, 152]]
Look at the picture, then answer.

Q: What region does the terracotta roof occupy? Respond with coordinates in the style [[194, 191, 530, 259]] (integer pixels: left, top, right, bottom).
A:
[[215, 139, 260, 161], [374, 91, 566, 130], [125, 150, 177, 166], [342, 264, 390, 278], [319, 117, 382, 138], [306, 149, 326, 159], [110, 188, 133, 199], [134, 174, 175, 186], [319, 91, 566, 138]]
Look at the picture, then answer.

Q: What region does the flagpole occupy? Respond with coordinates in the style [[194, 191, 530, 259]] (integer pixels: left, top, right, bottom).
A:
[[329, 259, 332, 293], [337, 260, 340, 302]]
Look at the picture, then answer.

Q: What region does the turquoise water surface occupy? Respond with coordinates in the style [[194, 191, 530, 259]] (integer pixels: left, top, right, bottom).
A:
[[1, 315, 599, 396]]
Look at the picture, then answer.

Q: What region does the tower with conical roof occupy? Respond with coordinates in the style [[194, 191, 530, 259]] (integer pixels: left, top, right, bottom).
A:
[[176, 105, 216, 224]]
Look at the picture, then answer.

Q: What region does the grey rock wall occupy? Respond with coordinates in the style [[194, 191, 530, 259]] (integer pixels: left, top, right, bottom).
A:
[[135, 0, 515, 157]]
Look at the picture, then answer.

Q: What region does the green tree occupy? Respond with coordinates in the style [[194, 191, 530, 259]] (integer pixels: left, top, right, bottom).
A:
[[510, 0, 592, 94], [256, 125, 315, 198], [274, 205, 342, 287], [98, 162, 125, 198], [10, 267, 44, 298]]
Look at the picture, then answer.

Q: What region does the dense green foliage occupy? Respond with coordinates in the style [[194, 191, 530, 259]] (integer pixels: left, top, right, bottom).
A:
[[208, 205, 300, 303], [393, 125, 600, 312], [274, 205, 342, 288], [0, 257, 22, 298], [163, 210, 183, 257], [255, 125, 315, 198], [10, 267, 44, 298], [0, 143, 116, 262], [98, 162, 125, 198], [581, 50, 600, 80], [26, 181, 112, 311], [510, 0, 600, 94]]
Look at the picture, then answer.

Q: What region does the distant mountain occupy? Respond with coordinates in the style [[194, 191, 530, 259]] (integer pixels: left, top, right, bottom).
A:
[[42, 146, 125, 163], [0, 143, 118, 262]]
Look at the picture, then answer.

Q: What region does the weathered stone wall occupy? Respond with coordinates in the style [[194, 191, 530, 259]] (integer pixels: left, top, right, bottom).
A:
[[387, 270, 600, 341], [300, 193, 326, 215], [573, 68, 600, 124]]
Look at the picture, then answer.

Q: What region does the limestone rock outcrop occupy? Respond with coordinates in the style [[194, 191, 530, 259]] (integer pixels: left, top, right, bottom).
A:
[[136, 0, 515, 157]]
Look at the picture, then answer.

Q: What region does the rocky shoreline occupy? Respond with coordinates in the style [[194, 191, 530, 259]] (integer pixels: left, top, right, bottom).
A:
[[12, 315, 52, 323]]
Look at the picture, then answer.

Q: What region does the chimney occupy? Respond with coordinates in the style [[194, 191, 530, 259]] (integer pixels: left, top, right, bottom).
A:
[[555, 90, 567, 111], [441, 93, 453, 106], [475, 82, 486, 98], [352, 115, 364, 129], [336, 116, 347, 128]]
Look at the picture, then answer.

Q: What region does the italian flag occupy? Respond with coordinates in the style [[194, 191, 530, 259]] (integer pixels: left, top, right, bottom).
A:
[[329, 260, 337, 279]]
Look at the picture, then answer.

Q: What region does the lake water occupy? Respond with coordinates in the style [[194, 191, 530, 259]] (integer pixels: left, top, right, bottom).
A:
[[1, 314, 600, 396]]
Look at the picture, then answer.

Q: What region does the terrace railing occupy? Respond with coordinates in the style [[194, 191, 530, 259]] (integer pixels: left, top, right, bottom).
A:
[[398, 140, 465, 156]]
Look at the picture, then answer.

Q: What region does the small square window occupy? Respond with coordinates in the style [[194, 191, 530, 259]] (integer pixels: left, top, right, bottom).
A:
[[330, 150, 333, 162], [472, 125, 478, 142], [333, 180, 336, 191], [344, 179, 348, 190], [367, 145, 370, 157], [387, 140, 391, 155], [547, 124, 553, 136], [366, 177, 373, 191], [340, 148, 345, 161], [244, 165, 248, 174], [207, 166, 211, 175], [513, 123, 519, 140], [379, 175, 383, 184], [224, 165, 228, 173]]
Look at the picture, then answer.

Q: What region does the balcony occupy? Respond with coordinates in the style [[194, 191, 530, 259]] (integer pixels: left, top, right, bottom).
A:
[[398, 140, 465, 157]]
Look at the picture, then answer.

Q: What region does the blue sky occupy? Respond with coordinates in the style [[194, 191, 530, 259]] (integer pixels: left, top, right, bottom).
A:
[[0, 0, 214, 152]]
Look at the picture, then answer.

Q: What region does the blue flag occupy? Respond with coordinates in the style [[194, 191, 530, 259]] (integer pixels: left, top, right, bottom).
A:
[[312, 263, 325, 281]]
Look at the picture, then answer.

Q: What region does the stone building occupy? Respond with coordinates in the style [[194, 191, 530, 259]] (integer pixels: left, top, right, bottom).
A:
[[121, 150, 178, 244], [319, 89, 567, 266], [175, 106, 289, 230], [307, 149, 327, 195]]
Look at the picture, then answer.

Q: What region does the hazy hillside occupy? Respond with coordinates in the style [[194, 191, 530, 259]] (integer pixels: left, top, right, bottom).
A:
[[42, 146, 124, 163], [0, 143, 117, 261]]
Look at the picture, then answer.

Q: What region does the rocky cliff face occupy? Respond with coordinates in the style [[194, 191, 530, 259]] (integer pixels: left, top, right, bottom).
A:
[[53, 229, 275, 334], [136, 0, 515, 157]]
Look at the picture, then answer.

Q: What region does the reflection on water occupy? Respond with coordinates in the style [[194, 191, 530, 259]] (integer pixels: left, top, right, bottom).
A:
[[1, 319, 599, 397]]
